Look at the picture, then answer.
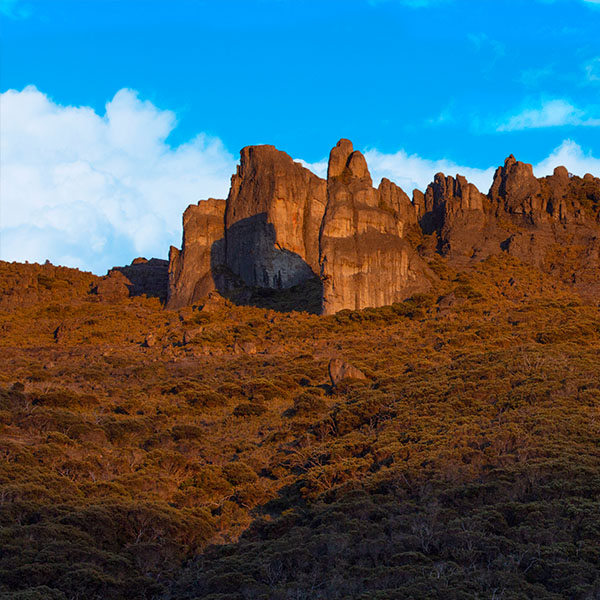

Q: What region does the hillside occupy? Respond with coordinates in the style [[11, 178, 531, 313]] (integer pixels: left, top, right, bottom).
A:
[[1, 256, 599, 599]]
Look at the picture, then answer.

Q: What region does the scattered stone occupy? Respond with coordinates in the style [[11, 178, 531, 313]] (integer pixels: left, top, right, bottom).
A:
[[54, 323, 69, 343], [93, 271, 130, 301], [437, 292, 466, 312], [183, 328, 203, 345], [198, 291, 226, 312], [328, 358, 367, 387], [232, 341, 258, 355], [143, 333, 156, 348]]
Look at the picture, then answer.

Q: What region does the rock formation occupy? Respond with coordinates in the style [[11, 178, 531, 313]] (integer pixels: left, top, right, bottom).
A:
[[167, 140, 600, 312], [167, 199, 226, 310], [328, 358, 367, 387], [225, 145, 327, 290], [95, 257, 169, 302], [319, 139, 430, 314], [167, 140, 432, 313], [421, 156, 600, 298]]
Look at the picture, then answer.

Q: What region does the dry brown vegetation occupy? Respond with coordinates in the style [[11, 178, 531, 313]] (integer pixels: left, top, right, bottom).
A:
[[0, 257, 599, 599]]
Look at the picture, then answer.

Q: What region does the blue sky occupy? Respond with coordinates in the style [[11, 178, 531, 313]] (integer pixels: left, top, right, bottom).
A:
[[2, 0, 600, 273]]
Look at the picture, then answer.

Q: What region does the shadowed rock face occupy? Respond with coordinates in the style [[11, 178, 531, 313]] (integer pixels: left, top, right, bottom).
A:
[[95, 257, 170, 302], [168, 140, 430, 313], [225, 145, 327, 288]]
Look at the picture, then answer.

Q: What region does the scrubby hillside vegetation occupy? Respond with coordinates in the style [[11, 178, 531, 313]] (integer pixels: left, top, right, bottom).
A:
[[1, 257, 599, 600]]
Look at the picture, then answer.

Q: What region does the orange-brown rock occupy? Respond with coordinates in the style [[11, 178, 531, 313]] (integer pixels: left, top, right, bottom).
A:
[[93, 270, 132, 301], [112, 257, 169, 300], [420, 173, 499, 264], [328, 358, 367, 387], [378, 177, 419, 235], [166, 198, 226, 309], [319, 140, 431, 315], [168, 139, 600, 312], [225, 145, 326, 289], [421, 155, 600, 298], [489, 155, 541, 215]]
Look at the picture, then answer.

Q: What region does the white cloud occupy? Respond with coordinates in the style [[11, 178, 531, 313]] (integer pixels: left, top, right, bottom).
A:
[[533, 139, 600, 178], [497, 99, 600, 131], [364, 149, 497, 194], [364, 141, 600, 194], [299, 149, 496, 195], [0, 86, 235, 274]]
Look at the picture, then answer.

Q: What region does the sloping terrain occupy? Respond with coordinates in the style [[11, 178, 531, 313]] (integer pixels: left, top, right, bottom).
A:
[[0, 257, 599, 599]]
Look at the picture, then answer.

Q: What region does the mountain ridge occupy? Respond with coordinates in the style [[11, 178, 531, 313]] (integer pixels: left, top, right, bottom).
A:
[[166, 139, 600, 313]]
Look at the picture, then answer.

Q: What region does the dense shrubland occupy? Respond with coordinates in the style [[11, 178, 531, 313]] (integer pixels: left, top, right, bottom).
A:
[[0, 257, 599, 599]]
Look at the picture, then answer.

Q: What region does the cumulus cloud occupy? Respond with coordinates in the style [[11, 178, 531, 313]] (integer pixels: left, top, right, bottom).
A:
[[365, 141, 600, 193], [364, 149, 497, 194], [533, 139, 600, 177], [300, 150, 496, 194], [0, 86, 235, 274], [497, 99, 600, 131], [299, 149, 497, 195]]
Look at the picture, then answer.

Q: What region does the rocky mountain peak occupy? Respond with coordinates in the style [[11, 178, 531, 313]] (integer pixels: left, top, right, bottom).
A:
[[489, 154, 540, 210], [327, 138, 354, 179]]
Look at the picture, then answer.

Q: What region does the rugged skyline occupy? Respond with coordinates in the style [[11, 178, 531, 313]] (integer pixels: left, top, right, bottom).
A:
[[163, 138, 600, 314], [2, 0, 600, 273]]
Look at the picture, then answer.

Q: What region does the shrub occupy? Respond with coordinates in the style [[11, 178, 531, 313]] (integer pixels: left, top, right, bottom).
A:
[[222, 462, 258, 486], [233, 402, 267, 417]]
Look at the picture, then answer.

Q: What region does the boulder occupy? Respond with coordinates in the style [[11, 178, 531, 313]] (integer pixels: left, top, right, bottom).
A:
[[328, 358, 367, 387], [112, 257, 169, 301], [94, 271, 131, 301]]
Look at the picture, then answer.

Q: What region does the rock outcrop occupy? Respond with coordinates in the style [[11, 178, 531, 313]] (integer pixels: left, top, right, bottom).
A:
[[319, 140, 430, 314], [112, 257, 169, 300], [167, 140, 432, 313], [168, 140, 600, 312], [420, 156, 600, 298], [95, 257, 169, 302], [328, 358, 367, 387], [167, 199, 226, 309], [225, 145, 327, 289]]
